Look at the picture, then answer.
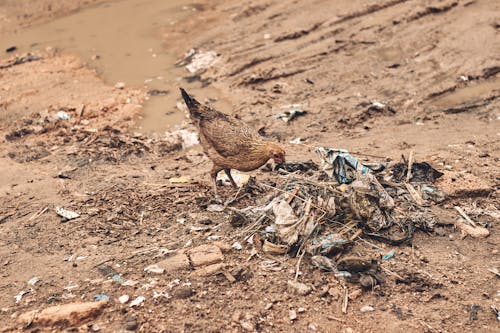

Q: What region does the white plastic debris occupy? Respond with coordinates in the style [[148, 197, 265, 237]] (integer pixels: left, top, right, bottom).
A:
[[57, 111, 71, 120], [163, 129, 199, 149], [27, 277, 40, 286], [273, 200, 300, 245], [118, 295, 130, 304], [232, 242, 243, 250], [55, 207, 80, 220], [130, 295, 145, 307], [185, 50, 219, 73], [14, 290, 27, 303], [144, 264, 165, 274], [289, 137, 304, 144]]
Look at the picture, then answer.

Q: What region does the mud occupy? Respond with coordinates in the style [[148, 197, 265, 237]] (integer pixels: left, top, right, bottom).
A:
[[1, 0, 499, 332]]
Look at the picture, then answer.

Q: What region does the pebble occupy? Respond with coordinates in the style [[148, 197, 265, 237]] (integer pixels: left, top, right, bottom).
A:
[[360, 305, 375, 313], [308, 323, 318, 331], [119, 295, 130, 304], [289, 309, 297, 321], [287, 280, 312, 296], [115, 82, 126, 89], [173, 286, 194, 299]]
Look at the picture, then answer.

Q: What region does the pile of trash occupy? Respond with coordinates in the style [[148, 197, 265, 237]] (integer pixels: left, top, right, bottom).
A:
[[230, 147, 485, 286]]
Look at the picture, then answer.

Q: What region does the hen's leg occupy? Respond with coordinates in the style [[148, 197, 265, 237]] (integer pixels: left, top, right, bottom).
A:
[[210, 166, 223, 196], [224, 169, 238, 188]]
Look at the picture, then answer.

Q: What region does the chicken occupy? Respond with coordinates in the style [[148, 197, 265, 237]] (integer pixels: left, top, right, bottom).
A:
[[180, 88, 285, 195]]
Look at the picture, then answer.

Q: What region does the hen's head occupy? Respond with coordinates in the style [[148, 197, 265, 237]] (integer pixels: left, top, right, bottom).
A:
[[267, 143, 286, 165]]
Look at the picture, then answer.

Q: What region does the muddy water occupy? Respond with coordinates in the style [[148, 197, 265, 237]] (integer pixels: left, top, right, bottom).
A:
[[0, 0, 230, 134]]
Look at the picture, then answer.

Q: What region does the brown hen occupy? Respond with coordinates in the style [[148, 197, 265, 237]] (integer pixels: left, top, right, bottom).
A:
[[180, 88, 285, 195]]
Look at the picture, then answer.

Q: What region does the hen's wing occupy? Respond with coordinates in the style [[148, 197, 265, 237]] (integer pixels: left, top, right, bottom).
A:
[[199, 110, 260, 157]]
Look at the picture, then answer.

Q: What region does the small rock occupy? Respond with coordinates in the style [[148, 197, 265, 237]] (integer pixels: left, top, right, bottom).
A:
[[90, 323, 101, 332], [192, 263, 225, 277], [265, 303, 273, 310], [154, 253, 190, 272], [240, 321, 254, 331], [308, 323, 318, 331], [289, 309, 297, 321], [298, 307, 306, 313], [188, 244, 223, 267], [231, 311, 242, 323], [173, 286, 194, 299], [360, 305, 375, 313], [212, 241, 232, 252], [17, 301, 107, 326], [287, 280, 312, 296], [359, 275, 378, 289], [125, 315, 138, 331], [118, 295, 129, 304], [115, 82, 126, 89]]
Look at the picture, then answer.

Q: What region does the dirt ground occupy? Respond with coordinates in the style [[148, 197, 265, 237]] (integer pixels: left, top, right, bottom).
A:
[[1, 0, 499, 332]]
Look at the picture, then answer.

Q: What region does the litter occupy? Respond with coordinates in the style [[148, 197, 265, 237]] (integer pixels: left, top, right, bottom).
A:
[[57, 111, 71, 120], [228, 145, 446, 287], [15, 290, 27, 303], [289, 137, 305, 144], [178, 49, 220, 73], [232, 242, 243, 250], [130, 295, 145, 307], [275, 109, 306, 123], [55, 207, 80, 221], [111, 274, 127, 284], [94, 294, 110, 302], [391, 161, 443, 183], [144, 264, 165, 274], [382, 250, 395, 261], [27, 277, 40, 286]]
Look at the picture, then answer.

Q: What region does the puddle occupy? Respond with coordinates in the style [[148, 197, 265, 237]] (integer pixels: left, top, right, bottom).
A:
[[0, 0, 231, 134], [434, 78, 500, 108]]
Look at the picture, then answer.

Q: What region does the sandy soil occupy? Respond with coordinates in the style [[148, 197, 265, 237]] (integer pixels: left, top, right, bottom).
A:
[[0, 0, 499, 332]]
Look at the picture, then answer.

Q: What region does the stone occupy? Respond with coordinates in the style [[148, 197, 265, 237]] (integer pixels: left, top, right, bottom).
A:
[[360, 305, 375, 313], [17, 301, 107, 326], [192, 263, 225, 277], [155, 253, 190, 272], [173, 286, 194, 299], [212, 241, 232, 252], [287, 280, 312, 296], [188, 244, 223, 267]]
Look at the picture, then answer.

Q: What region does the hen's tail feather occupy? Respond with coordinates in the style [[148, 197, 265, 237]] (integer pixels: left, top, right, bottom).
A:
[[180, 87, 203, 119]]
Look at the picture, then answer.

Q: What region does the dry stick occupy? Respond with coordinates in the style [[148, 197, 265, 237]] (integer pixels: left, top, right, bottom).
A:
[[406, 150, 414, 183], [294, 250, 306, 281], [342, 286, 349, 314], [404, 182, 426, 206], [381, 266, 404, 280], [327, 316, 346, 323], [29, 206, 49, 221], [454, 206, 477, 227]]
